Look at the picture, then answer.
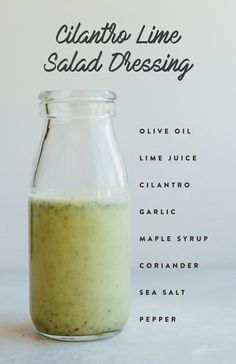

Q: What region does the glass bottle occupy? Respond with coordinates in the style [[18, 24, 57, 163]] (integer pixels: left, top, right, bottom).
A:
[[29, 90, 130, 341]]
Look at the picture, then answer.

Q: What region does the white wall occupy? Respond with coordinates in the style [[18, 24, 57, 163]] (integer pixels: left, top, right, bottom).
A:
[[0, 0, 235, 269]]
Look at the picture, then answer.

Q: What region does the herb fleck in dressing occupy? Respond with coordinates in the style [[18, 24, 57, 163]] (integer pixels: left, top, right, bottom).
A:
[[29, 195, 130, 337]]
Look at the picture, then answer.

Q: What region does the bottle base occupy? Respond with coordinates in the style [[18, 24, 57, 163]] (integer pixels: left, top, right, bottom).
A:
[[37, 329, 121, 342]]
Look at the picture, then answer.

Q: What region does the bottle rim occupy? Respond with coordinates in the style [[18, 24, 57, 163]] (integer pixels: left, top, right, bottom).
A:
[[39, 89, 117, 103]]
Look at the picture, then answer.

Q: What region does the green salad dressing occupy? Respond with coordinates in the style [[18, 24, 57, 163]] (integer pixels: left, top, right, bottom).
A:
[[29, 194, 130, 337]]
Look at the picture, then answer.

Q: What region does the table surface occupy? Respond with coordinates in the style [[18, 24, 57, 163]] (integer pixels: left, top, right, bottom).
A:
[[0, 268, 235, 364]]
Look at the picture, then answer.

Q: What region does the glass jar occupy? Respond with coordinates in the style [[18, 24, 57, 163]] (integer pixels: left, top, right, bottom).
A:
[[29, 90, 130, 341]]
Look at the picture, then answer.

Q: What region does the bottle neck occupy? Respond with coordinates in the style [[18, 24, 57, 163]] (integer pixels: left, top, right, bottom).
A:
[[40, 90, 116, 121]]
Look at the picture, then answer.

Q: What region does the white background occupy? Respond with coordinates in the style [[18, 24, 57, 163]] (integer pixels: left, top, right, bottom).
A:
[[0, 0, 236, 271]]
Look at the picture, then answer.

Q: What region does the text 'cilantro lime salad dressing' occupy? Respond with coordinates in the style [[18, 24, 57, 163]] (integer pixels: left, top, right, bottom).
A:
[[29, 90, 130, 341]]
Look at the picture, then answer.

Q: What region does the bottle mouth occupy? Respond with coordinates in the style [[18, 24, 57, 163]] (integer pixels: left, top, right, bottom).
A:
[[39, 89, 117, 119], [39, 89, 117, 102]]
